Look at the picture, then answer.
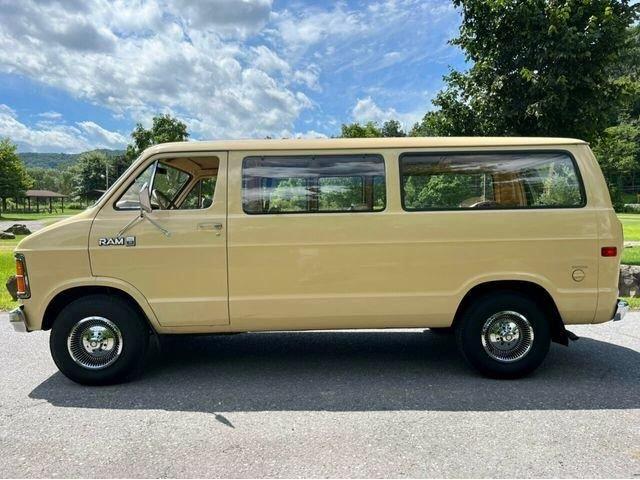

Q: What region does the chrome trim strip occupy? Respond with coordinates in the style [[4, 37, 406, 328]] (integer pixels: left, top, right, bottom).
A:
[[8, 307, 28, 332]]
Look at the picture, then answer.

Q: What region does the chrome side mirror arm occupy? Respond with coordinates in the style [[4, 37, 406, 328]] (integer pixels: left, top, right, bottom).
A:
[[116, 183, 171, 238], [116, 213, 144, 238], [143, 211, 171, 237]]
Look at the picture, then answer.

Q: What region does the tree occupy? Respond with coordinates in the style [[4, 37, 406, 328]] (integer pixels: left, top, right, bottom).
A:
[[592, 121, 640, 208], [413, 0, 638, 141], [380, 120, 406, 137], [28, 167, 76, 197], [70, 151, 110, 198], [611, 25, 640, 121], [340, 121, 383, 138], [0, 138, 32, 216], [125, 114, 189, 162], [340, 120, 406, 138]]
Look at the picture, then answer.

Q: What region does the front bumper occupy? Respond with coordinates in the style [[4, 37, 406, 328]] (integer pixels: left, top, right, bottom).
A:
[[8, 306, 28, 332], [613, 299, 629, 322]]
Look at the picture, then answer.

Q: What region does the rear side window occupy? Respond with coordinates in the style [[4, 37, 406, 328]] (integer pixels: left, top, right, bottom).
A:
[[243, 155, 386, 214], [400, 151, 585, 211]]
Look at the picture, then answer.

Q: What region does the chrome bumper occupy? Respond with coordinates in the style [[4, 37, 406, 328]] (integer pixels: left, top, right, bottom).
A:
[[613, 299, 629, 322], [8, 306, 28, 332]]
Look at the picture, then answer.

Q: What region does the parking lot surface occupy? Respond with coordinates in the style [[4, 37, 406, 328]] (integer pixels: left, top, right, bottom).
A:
[[0, 312, 639, 478]]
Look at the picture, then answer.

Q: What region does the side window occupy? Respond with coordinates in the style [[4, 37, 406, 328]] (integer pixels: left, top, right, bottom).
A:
[[115, 160, 191, 210], [152, 163, 190, 209], [242, 155, 386, 214], [400, 152, 584, 210], [115, 162, 155, 210], [180, 177, 217, 210]]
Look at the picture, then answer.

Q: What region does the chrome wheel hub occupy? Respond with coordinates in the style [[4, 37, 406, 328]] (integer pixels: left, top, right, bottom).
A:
[[67, 317, 123, 370], [481, 311, 534, 363]]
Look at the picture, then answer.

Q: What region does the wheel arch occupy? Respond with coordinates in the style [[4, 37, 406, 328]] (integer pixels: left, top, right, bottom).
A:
[[42, 285, 156, 333], [453, 280, 569, 346]]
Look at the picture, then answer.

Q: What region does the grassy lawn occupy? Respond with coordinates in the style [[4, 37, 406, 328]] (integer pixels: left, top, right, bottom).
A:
[[0, 235, 27, 311], [622, 296, 640, 309], [618, 214, 640, 242], [620, 213, 640, 265], [621, 246, 640, 265], [0, 209, 83, 225]]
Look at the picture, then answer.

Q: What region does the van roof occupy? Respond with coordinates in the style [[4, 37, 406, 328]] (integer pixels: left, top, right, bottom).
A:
[[146, 136, 587, 155]]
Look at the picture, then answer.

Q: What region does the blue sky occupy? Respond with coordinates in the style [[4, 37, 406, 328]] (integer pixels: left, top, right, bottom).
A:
[[0, 0, 465, 152]]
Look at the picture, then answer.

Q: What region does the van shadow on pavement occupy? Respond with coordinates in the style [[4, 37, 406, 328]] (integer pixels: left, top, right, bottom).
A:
[[30, 330, 640, 414]]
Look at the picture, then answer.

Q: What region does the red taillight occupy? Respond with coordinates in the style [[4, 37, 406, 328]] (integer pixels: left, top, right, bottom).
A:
[[601, 246, 617, 257]]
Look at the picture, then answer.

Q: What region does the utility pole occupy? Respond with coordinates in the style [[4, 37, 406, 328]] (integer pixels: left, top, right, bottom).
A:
[[105, 163, 109, 189]]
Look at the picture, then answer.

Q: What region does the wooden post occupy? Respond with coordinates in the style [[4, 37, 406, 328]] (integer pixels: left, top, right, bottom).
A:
[[28, 197, 31, 212], [61, 197, 64, 212], [36, 197, 39, 213], [49, 197, 52, 213]]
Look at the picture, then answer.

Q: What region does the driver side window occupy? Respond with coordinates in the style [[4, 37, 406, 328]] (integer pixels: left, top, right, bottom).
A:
[[115, 160, 191, 210], [152, 163, 191, 209], [115, 163, 155, 210]]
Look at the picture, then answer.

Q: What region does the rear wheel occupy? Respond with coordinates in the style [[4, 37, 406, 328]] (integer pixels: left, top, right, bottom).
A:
[[455, 291, 551, 379], [50, 295, 149, 385]]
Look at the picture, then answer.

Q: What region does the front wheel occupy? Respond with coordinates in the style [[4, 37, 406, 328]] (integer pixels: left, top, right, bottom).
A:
[[455, 292, 551, 379], [50, 294, 149, 385]]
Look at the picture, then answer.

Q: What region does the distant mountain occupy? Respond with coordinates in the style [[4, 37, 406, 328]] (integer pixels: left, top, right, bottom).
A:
[[19, 149, 124, 169]]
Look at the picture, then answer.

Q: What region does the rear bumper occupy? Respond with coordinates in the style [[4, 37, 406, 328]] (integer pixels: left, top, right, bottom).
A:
[[613, 299, 629, 322], [8, 306, 28, 332]]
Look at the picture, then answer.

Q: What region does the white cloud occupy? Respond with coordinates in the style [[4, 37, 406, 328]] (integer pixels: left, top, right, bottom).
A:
[[293, 65, 321, 92], [37, 111, 63, 120], [351, 97, 422, 130], [273, 5, 365, 53], [0, 0, 310, 140], [0, 0, 458, 143], [292, 130, 329, 139], [77, 121, 128, 146], [0, 105, 127, 152], [171, 0, 273, 37], [251, 45, 291, 75]]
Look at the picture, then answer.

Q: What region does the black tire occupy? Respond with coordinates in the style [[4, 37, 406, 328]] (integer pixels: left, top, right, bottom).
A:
[[50, 294, 149, 385], [455, 291, 551, 379]]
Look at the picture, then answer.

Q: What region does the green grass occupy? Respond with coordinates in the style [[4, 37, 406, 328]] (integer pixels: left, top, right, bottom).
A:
[[0, 235, 28, 249], [0, 209, 82, 223], [0, 250, 17, 311], [0, 235, 28, 310], [621, 246, 640, 265], [618, 213, 640, 242], [621, 296, 640, 309]]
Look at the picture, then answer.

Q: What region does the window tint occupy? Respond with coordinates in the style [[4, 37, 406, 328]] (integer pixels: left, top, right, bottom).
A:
[[243, 155, 386, 214], [181, 177, 217, 210], [400, 152, 584, 210]]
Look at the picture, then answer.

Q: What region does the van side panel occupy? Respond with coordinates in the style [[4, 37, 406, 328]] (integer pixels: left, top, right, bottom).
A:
[[226, 146, 599, 331], [581, 146, 624, 324]]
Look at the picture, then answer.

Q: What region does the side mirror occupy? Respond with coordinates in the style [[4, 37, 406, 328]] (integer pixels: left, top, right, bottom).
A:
[[139, 183, 152, 214]]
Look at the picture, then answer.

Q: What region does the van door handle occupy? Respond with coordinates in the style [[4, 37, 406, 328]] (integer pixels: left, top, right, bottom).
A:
[[198, 222, 223, 234]]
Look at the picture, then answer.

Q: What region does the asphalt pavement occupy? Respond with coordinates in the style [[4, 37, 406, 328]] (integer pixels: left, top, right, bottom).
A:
[[0, 312, 638, 478]]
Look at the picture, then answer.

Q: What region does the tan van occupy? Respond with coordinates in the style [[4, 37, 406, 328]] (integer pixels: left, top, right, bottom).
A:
[[7, 137, 627, 384]]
